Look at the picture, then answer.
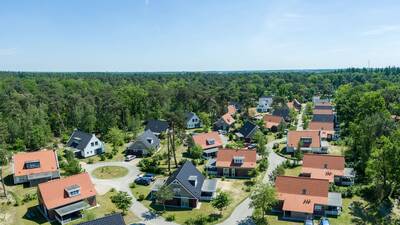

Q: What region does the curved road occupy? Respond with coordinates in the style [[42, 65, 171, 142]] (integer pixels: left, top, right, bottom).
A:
[[83, 138, 287, 225], [217, 138, 287, 225], [83, 161, 178, 225]]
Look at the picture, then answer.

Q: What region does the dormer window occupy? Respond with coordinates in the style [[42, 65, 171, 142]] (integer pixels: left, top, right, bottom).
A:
[[65, 184, 81, 197], [302, 189, 307, 195], [147, 138, 154, 144], [300, 137, 312, 147], [206, 138, 215, 145], [24, 160, 40, 169], [233, 156, 244, 164], [188, 176, 197, 187], [324, 163, 328, 169]]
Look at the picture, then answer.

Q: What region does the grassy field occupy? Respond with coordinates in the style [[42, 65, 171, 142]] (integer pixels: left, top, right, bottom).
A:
[[131, 178, 252, 225], [283, 166, 302, 177], [92, 166, 129, 179]]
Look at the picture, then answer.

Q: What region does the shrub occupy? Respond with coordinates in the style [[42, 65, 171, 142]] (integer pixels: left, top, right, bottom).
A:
[[110, 188, 116, 192], [166, 214, 175, 221], [129, 182, 136, 188], [138, 194, 145, 201], [88, 158, 94, 164], [22, 193, 37, 203]]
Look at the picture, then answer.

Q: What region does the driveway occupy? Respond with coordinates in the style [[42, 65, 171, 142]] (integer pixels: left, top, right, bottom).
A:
[[217, 138, 287, 225], [82, 160, 178, 225]]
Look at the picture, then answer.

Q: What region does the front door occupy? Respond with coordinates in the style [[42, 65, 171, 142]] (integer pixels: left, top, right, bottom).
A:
[[231, 168, 236, 177], [181, 197, 189, 208]]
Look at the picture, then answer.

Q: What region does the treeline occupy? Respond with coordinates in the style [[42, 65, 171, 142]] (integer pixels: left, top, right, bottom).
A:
[[334, 79, 400, 202], [0, 68, 400, 151]]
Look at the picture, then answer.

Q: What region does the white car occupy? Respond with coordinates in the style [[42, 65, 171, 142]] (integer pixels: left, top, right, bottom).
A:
[[125, 155, 136, 161]]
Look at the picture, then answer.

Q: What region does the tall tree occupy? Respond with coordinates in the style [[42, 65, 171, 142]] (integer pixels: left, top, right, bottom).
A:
[[211, 191, 232, 215], [155, 185, 174, 212], [250, 183, 277, 220]]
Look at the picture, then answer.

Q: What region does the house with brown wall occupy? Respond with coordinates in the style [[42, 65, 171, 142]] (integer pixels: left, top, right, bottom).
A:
[[215, 149, 257, 177]]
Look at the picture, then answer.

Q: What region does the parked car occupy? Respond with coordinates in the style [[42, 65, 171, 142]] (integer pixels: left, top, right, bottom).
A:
[[218, 130, 227, 135], [304, 219, 313, 225], [134, 177, 151, 186], [125, 155, 136, 161], [248, 144, 257, 149], [319, 218, 330, 225], [138, 173, 156, 181]]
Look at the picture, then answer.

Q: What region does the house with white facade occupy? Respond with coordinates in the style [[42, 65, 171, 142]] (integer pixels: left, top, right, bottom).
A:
[[256, 96, 273, 113], [66, 130, 105, 158], [185, 112, 201, 129]]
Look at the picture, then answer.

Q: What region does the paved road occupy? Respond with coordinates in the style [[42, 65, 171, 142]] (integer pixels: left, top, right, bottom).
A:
[[83, 161, 178, 225], [296, 104, 306, 131], [217, 138, 287, 225], [83, 137, 287, 225]]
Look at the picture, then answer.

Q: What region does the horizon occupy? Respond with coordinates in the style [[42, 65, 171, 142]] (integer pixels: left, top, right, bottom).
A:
[[1, 0, 400, 71]]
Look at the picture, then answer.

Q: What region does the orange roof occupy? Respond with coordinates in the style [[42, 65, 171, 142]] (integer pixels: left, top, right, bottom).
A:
[[315, 102, 332, 107], [287, 130, 321, 148], [13, 150, 58, 177], [313, 109, 333, 115], [192, 132, 223, 150], [216, 149, 257, 169], [222, 113, 235, 125], [263, 115, 283, 129], [301, 154, 345, 182], [227, 105, 237, 115], [275, 176, 329, 213], [38, 173, 96, 209], [308, 121, 334, 131]]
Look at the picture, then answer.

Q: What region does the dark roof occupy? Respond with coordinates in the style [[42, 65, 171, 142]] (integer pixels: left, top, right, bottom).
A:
[[312, 114, 335, 123], [238, 121, 258, 139], [165, 161, 205, 199], [128, 130, 160, 150], [185, 112, 197, 123], [66, 130, 93, 151], [314, 105, 333, 110], [76, 213, 126, 225], [273, 107, 290, 119], [145, 119, 169, 134]]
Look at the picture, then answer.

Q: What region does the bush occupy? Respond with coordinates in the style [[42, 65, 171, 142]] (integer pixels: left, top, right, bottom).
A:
[[184, 215, 208, 225], [110, 188, 116, 192], [129, 182, 136, 188], [138, 194, 145, 201], [88, 158, 94, 164], [99, 154, 106, 161], [22, 193, 37, 203], [166, 214, 175, 221]]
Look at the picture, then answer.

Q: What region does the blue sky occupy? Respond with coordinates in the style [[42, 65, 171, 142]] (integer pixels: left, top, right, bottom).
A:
[[1, 0, 400, 71]]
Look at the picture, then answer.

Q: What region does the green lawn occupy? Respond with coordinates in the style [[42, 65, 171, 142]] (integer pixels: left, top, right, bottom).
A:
[[131, 178, 252, 225], [92, 166, 129, 179], [1, 165, 139, 225], [284, 166, 302, 177]]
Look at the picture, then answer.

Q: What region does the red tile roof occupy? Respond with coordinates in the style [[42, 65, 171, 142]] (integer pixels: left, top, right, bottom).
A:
[[263, 115, 283, 129], [287, 130, 321, 148], [216, 149, 257, 169], [275, 176, 329, 213], [222, 113, 235, 125], [13, 150, 59, 177], [301, 154, 345, 182], [38, 172, 96, 209], [308, 121, 334, 131], [313, 109, 333, 115], [192, 132, 223, 150]]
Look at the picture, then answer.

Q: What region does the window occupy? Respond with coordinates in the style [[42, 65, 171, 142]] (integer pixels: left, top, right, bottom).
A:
[[233, 156, 244, 164], [65, 185, 81, 197], [91, 142, 94, 147], [95, 141, 99, 146], [302, 189, 307, 195], [24, 160, 40, 169], [206, 139, 215, 145], [315, 205, 322, 211], [324, 163, 328, 169]]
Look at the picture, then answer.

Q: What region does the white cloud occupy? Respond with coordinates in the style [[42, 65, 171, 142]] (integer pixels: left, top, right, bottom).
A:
[[0, 48, 17, 56], [362, 25, 400, 36]]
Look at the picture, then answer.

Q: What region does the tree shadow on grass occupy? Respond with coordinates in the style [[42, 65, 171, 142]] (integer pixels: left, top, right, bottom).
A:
[[349, 201, 388, 225]]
